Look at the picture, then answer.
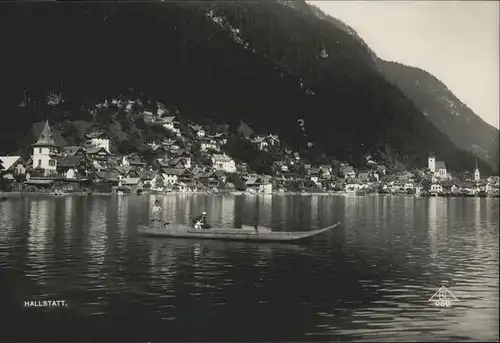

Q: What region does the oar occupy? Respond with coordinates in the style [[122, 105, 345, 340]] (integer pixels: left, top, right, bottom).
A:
[[255, 193, 260, 230]]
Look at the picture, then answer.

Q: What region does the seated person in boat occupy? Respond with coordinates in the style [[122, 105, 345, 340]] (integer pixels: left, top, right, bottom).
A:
[[193, 211, 211, 229]]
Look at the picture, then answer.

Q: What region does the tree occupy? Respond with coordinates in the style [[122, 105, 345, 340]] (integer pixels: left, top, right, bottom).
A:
[[297, 164, 307, 178], [96, 108, 113, 125], [118, 140, 137, 155], [63, 123, 82, 145], [422, 179, 432, 191], [227, 173, 246, 191], [118, 113, 131, 132], [134, 117, 147, 130]]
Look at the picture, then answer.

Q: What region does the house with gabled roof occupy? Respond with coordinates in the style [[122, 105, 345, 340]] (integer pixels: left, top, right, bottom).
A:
[[86, 146, 111, 161], [151, 144, 169, 155], [95, 170, 121, 186], [212, 154, 236, 173], [340, 165, 356, 179], [62, 146, 86, 156], [252, 135, 269, 151], [309, 168, 322, 184], [139, 170, 164, 189], [266, 134, 280, 147], [200, 137, 219, 152], [0, 156, 27, 179], [177, 168, 193, 183], [213, 132, 228, 146], [319, 165, 332, 179], [122, 154, 146, 169], [142, 110, 155, 123], [189, 124, 205, 138], [115, 165, 139, 178], [174, 149, 193, 159], [84, 131, 110, 152], [167, 157, 191, 169], [161, 116, 180, 136], [31, 120, 61, 177], [245, 176, 262, 192], [120, 177, 143, 193], [56, 155, 94, 179], [161, 168, 183, 185]]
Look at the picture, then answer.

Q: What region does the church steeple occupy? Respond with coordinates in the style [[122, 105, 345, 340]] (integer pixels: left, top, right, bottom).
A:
[[32, 120, 58, 147], [474, 158, 480, 181]]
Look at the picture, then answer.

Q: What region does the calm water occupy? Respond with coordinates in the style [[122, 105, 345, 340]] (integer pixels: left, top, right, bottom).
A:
[[0, 194, 498, 342]]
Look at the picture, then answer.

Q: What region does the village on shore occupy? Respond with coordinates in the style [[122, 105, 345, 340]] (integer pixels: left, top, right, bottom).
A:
[[1, 96, 499, 198]]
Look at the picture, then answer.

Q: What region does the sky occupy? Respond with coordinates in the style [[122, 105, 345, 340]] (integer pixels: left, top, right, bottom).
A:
[[308, 1, 499, 129]]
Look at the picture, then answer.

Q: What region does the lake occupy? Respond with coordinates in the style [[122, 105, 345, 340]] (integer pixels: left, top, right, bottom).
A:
[[0, 194, 498, 342]]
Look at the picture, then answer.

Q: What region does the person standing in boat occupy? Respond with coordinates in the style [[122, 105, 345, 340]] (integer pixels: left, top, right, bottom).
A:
[[150, 200, 163, 229], [193, 211, 210, 229]]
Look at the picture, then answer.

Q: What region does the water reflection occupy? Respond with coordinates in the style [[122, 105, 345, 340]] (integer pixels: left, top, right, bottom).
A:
[[0, 198, 17, 241], [87, 198, 107, 265], [1, 195, 498, 342], [64, 196, 74, 230], [26, 199, 53, 285], [117, 195, 129, 231]]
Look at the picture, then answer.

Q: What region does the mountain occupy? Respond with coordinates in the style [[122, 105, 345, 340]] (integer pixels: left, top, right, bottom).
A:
[[378, 60, 499, 172], [0, 0, 495, 174]]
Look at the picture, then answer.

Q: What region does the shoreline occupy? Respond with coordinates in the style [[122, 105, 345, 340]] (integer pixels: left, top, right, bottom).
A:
[[0, 191, 498, 198]]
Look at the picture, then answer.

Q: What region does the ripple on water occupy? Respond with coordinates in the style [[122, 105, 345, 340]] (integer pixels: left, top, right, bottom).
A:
[[1, 195, 498, 342]]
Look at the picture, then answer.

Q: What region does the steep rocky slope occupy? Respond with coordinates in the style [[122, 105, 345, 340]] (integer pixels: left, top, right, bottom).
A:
[[378, 60, 499, 171]]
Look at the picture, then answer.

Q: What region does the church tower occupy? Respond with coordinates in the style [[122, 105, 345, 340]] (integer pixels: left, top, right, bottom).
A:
[[428, 151, 436, 173], [474, 159, 480, 182], [32, 120, 60, 176]]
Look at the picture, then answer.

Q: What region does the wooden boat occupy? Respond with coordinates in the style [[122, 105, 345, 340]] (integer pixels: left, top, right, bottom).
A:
[[138, 222, 340, 242]]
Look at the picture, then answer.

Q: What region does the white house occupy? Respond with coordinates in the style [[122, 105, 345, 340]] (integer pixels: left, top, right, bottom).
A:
[[161, 169, 181, 185], [430, 184, 443, 194], [200, 138, 219, 152], [85, 132, 110, 152], [162, 116, 180, 136], [404, 182, 414, 190], [319, 165, 332, 179], [32, 120, 60, 176], [142, 110, 155, 123], [341, 166, 356, 179], [212, 154, 236, 173]]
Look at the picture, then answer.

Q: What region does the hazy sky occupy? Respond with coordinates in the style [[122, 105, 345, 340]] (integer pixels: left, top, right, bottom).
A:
[[308, 1, 499, 129]]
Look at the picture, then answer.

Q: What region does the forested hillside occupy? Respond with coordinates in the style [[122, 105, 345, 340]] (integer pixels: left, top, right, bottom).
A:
[[0, 0, 495, 174]]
